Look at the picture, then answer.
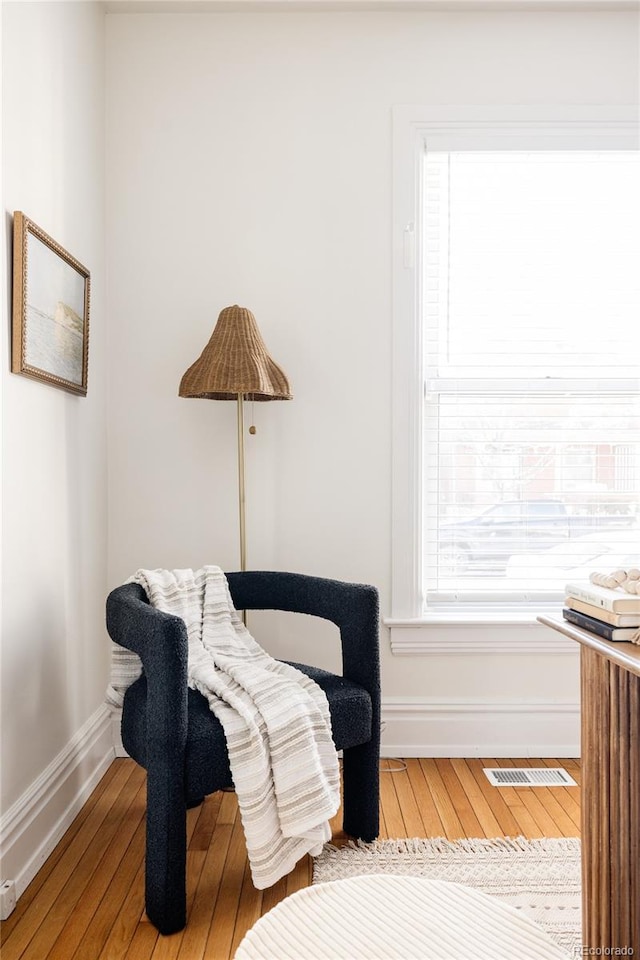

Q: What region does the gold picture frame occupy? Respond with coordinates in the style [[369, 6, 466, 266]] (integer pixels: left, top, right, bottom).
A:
[[12, 211, 90, 396]]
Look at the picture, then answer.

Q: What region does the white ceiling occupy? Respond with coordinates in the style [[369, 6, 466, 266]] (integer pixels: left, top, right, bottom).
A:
[[102, 0, 640, 13]]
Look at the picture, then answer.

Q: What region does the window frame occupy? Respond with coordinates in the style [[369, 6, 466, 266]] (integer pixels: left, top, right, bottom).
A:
[[388, 105, 640, 647]]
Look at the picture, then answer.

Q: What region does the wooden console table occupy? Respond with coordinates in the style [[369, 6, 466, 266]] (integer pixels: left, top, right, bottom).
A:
[[539, 615, 640, 956]]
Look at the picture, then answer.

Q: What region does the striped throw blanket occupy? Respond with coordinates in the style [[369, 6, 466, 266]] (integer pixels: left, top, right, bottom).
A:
[[107, 566, 340, 889]]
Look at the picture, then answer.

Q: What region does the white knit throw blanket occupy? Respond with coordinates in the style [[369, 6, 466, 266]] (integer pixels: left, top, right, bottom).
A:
[[107, 566, 340, 889]]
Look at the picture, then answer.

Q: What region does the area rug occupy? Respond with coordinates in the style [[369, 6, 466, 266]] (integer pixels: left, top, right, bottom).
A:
[[313, 837, 581, 956]]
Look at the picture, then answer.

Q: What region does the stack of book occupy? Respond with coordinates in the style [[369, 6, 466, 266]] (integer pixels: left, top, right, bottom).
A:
[[563, 581, 640, 642]]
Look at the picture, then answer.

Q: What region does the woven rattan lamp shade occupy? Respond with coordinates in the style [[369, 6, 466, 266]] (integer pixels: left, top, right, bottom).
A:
[[179, 305, 292, 401]]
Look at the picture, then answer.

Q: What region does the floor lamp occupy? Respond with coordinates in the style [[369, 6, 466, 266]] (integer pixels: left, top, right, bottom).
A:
[[179, 305, 292, 574]]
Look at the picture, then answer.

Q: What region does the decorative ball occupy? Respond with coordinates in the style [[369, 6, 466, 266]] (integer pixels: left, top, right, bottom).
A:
[[591, 568, 640, 594]]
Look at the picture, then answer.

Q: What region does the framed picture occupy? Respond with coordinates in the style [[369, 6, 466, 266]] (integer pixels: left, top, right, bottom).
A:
[[12, 211, 90, 396]]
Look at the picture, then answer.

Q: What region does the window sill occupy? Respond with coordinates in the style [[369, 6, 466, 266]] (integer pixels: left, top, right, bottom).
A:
[[384, 608, 577, 655]]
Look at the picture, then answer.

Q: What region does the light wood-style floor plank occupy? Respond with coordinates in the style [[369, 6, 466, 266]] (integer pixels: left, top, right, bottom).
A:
[[0, 757, 581, 960], [0, 762, 122, 945], [1, 762, 142, 960], [175, 821, 234, 960], [204, 816, 249, 960], [433, 758, 484, 839], [94, 860, 146, 960], [229, 862, 263, 959], [19, 770, 145, 960], [403, 759, 445, 838], [388, 766, 427, 837], [418, 759, 465, 839], [448, 759, 506, 837], [46, 780, 147, 960], [378, 767, 406, 839]]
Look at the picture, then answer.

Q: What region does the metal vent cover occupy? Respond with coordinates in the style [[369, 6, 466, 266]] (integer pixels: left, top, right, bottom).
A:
[[483, 767, 577, 787]]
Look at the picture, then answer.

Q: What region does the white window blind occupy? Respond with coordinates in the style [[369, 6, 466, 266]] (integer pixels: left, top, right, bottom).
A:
[[422, 150, 640, 606]]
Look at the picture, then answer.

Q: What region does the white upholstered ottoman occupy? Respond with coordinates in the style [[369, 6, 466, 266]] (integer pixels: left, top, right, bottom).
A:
[[234, 874, 569, 959]]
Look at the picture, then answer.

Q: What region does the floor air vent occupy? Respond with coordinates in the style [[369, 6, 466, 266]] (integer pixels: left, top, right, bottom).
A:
[[483, 767, 577, 787]]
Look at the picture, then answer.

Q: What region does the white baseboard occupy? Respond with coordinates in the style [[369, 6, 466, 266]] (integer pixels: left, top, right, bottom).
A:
[[380, 697, 580, 758], [0, 704, 115, 907]]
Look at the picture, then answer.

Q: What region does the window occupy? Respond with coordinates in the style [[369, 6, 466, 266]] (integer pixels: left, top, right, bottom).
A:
[[390, 108, 640, 636]]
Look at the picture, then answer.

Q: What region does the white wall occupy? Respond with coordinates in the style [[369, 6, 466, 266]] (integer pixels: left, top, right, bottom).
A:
[[105, 7, 638, 754], [1, 2, 111, 892]]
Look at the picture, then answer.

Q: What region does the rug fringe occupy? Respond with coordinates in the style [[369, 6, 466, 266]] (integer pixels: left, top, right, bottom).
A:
[[317, 836, 580, 860]]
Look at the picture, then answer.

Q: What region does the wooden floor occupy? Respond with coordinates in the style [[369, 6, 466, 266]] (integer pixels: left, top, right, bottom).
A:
[[0, 757, 581, 960]]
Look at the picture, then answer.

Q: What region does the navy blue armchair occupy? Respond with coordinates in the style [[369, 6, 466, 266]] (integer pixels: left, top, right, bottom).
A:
[[106, 571, 380, 934]]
